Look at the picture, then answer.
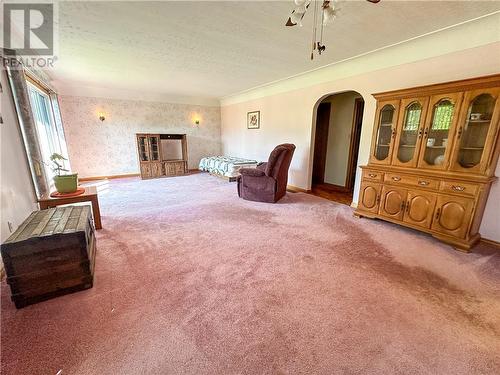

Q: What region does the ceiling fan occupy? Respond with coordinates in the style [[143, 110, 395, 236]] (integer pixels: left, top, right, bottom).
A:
[[286, 0, 381, 60]]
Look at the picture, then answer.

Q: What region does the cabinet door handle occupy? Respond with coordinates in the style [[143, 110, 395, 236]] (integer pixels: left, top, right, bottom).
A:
[[391, 176, 401, 182], [401, 201, 406, 211], [418, 180, 429, 186], [406, 201, 410, 214], [368, 173, 377, 178], [457, 126, 463, 139], [418, 128, 423, 138], [451, 185, 465, 192], [423, 128, 429, 138], [391, 128, 396, 138], [376, 195, 381, 204], [435, 208, 441, 220]]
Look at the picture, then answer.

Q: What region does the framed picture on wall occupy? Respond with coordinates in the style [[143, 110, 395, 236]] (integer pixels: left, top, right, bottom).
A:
[[247, 111, 260, 129]]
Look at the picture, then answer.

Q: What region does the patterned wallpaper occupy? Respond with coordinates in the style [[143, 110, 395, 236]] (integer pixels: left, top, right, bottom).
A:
[[58, 95, 221, 178]]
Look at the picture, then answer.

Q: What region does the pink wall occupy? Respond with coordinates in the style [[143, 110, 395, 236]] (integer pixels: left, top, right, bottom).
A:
[[1, 68, 38, 242], [59, 95, 221, 178], [221, 43, 500, 241]]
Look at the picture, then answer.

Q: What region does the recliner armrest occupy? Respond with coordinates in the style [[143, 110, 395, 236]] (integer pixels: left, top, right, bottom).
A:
[[239, 168, 265, 177], [257, 162, 267, 172]]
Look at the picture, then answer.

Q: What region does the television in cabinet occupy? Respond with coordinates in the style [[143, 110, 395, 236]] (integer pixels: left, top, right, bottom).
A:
[[136, 133, 188, 179]]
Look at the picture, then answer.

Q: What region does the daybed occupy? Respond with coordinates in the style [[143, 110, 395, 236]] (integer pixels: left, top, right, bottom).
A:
[[199, 156, 259, 180]]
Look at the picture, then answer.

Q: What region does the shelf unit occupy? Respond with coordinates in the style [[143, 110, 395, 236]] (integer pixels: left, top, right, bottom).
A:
[[467, 120, 491, 124], [136, 133, 188, 179]]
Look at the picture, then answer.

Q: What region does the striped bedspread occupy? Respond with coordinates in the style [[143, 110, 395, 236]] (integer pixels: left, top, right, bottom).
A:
[[199, 156, 259, 178]]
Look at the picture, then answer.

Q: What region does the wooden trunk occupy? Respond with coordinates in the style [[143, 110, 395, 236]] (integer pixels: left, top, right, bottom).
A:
[[1, 206, 96, 308]]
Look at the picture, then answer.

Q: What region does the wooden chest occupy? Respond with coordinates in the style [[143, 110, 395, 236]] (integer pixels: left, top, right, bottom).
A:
[[1, 206, 96, 308]]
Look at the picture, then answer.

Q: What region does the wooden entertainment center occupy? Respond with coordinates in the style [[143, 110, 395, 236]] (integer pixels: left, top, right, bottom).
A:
[[355, 75, 500, 250], [136, 133, 188, 179]]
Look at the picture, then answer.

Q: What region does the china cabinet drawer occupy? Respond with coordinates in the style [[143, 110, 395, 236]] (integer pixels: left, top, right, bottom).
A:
[[384, 173, 405, 184], [384, 173, 439, 190], [362, 170, 383, 182], [406, 176, 440, 190], [439, 181, 479, 196]]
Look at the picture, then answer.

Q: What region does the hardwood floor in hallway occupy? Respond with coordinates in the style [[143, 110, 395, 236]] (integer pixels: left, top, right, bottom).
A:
[[310, 184, 353, 206]]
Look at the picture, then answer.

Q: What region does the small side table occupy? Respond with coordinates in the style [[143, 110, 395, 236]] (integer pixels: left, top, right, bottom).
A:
[[38, 186, 102, 229]]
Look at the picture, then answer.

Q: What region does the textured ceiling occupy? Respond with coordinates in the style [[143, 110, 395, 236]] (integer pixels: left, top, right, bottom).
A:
[[50, 1, 500, 101]]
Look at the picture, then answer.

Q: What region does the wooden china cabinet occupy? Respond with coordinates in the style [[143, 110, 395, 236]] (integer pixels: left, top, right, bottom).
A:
[[355, 75, 500, 251]]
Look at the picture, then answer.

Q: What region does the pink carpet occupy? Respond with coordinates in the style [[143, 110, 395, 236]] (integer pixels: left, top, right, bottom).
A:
[[1, 173, 499, 374]]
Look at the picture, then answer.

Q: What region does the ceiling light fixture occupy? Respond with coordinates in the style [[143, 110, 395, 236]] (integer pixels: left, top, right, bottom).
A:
[[286, 0, 380, 60]]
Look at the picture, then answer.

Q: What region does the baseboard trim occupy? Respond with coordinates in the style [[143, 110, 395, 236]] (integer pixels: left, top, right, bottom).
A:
[[287, 185, 311, 193], [79, 173, 140, 182], [480, 237, 500, 249]]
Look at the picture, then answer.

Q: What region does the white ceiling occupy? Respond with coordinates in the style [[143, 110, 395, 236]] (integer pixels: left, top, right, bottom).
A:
[[49, 1, 500, 102]]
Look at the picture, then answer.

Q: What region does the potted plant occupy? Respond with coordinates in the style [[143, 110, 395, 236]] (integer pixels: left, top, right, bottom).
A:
[[50, 153, 78, 193]]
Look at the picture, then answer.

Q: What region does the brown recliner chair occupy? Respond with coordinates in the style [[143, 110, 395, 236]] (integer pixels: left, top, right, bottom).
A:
[[237, 144, 296, 203]]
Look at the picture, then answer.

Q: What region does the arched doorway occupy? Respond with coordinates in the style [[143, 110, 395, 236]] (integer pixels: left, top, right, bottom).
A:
[[311, 91, 364, 205]]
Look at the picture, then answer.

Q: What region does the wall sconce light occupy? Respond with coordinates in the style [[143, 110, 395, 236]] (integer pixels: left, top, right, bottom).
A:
[[98, 112, 105, 122], [192, 114, 201, 126]]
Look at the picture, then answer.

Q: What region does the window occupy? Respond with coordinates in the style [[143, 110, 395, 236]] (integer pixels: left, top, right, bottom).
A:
[[403, 102, 422, 131], [431, 100, 454, 130], [26, 81, 69, 184]]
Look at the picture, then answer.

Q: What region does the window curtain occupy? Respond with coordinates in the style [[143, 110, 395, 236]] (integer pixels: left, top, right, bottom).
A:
[[2, 49, 49, 198]]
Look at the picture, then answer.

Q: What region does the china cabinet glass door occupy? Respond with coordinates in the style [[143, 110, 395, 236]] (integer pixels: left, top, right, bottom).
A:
[[418, 93, 462, 170], [370, 100, 399, 165], [148, 135, 161, 161], [137, 135, 149, 162], [392, 97, 428, 167], [450, 88, 499, 173]]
